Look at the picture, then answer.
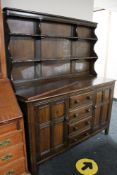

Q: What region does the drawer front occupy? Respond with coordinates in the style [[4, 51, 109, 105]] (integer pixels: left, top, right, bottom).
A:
[[0, 120, 21, 135], [0, 144, 24, 166], [69, 105, 92, 121], [0, 131, 23, 150], [69, 117, 92, 135], [69, 131, 90, 145], [70, 92, 93, 108], [0, 158, 26, 175]]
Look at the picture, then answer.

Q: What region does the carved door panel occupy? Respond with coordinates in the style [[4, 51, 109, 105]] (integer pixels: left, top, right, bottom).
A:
[[93, 86, 114, 130], [101, 88, 111, 125], [34, 98, 68, 161], [93, 91, 103, 129], [52, 100, 67, 151]]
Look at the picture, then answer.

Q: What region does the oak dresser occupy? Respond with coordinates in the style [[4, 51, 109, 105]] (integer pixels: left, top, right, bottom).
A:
[[3, 8, 115, 175]]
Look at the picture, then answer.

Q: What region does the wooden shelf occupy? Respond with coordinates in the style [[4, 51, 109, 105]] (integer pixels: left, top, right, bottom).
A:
[[10, 33, 97, 41], [11, 56, 97, 63]]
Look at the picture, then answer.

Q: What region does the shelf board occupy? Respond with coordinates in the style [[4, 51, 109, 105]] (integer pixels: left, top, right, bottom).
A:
[[9, 33, 97, 41], [11, 56, 97, 63]]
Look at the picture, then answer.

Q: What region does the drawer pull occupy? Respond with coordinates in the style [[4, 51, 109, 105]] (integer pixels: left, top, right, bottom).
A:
[[73, 114, 78, 118], [87, 96, 92, 100], [74, 138, 78, 142], [85, 121, 90, 125], [74, 100, 80, 104], [86, 108, 91, 112], [5, 170, 14, 175], [85, 133, 89, 136], [0, 139, 11, 147], [73, 126, 78, 131], [0, 154, 13, 161]]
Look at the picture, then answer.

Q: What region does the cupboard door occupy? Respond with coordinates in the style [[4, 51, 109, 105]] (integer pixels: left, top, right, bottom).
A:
[[101, 88, 112, 125], [52, 101, 65, 119], [93, 86, 114, 130], [52, 100, 67, 151], [37, 105, 50, 124], [40, 126, 51, 156], [53, 122, 64, 148], [93, 90, 103, 129], [34, 98, 68, 161]]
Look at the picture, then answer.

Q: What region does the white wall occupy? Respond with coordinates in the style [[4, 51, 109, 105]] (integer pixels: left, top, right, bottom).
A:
[[1, 0, 94, 21], [93, 10, 110, 78], [93, 10, 117, 98]]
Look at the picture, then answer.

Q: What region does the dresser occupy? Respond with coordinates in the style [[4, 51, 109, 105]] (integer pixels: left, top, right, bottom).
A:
[[3, 8, 115, 175]]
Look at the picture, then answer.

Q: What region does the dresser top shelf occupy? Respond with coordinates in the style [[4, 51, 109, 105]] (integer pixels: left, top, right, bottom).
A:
[[3, 7, 97, 27]]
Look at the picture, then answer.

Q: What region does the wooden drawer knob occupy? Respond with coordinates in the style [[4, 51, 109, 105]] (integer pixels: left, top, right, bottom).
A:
[[74, 100, 80, 104], [86, 108, 91, 112], [85, 133, 89, 136], [74, 138, 78, 142], [73, 126, 78, 131], [87, 96, 92, 100], [73, 114, 78, 118], [85, 121, 90, 125]]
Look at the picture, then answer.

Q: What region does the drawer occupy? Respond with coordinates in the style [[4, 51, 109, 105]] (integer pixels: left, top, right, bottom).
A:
[[0, 120, 21, 135], [69, 105, 92, 122], [69, 131, 90, 145], [70, 92, 93, 108], [0, 144, 24, 166], [0, 131, 23, 150], [0, 158, 26, 175], [69, 117, 92, 135]]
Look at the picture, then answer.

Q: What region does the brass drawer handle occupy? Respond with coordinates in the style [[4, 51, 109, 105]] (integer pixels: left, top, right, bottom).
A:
[[0, 139, 11, 147], [0, 154, 13, 161], [5, 170, 14, 175]]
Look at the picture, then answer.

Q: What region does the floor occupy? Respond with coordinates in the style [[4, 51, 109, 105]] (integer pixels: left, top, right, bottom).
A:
[[39, 101, 117, 175]]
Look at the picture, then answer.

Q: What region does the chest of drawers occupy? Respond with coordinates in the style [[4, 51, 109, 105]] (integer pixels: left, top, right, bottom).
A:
[[0, 79, 28, 175]]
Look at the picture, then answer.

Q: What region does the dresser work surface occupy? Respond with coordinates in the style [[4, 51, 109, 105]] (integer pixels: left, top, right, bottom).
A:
[[3, 8, 115, 175]]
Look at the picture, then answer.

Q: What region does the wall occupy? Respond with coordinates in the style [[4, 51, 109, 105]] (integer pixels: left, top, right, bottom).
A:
[[93, 10, 117, 98], [1, 0, 94, 21]]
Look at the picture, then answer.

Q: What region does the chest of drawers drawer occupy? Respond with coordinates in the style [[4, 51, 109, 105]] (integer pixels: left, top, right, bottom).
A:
[[0, 158, 26, 175], [0, 131, 23, 150], [0, 121, 21, 135], [70, 92, 93, 109], [0, 144, 24, 166], [69, 105, 92, 122], [69, 116, 92, 135]]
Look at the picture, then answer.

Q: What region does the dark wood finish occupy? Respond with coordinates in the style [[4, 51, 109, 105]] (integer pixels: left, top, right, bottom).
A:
[[3, 8, 115, 175]]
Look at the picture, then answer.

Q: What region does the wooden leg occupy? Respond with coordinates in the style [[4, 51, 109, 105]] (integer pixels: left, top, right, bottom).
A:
[[105, 127, 109, 135]]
